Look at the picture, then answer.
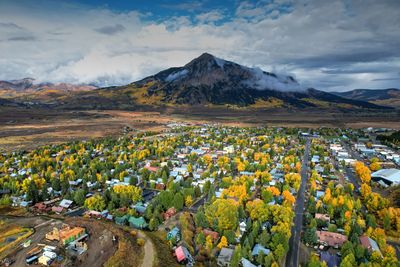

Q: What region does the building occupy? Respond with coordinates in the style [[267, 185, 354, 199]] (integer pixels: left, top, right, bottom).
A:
[[167, 227, 181, 242], [46, 225, 86, 246], [128, 216, 147, 229], [315, 213, 330, 223], [202, 229, 219, 242], [320, 251, 340, 267], [316, 231, 347, 248], [175, 246, 194, 265], [371, 168, 400, 186], [217, 247, 234, 267], [163, 207, 177, 220], [251, 244, 271, 257], [359, 235, 382, 256]]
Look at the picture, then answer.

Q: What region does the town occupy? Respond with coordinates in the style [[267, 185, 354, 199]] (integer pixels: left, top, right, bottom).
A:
[[0, 124, 399, 267]]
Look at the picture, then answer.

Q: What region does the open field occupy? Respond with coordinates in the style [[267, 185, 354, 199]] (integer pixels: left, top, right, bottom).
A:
[[0, 106, 399, 151]]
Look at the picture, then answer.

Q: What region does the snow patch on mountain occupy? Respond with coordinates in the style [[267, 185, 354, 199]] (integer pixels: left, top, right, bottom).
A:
[[165, 69, 189, 82]]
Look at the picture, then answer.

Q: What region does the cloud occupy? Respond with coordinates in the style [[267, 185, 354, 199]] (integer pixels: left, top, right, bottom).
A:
[[94, 24, 126, 35], [160, 2, 203, 12], [0, 22, 24, 30], [0, 0, 399, 91], [196, 11, 224, 24], [7, 36, 36, 41]]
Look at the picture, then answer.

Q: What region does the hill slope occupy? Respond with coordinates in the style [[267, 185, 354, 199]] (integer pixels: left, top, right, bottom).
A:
[[86, 53, 385, 110], [333, 88, 400, 108]]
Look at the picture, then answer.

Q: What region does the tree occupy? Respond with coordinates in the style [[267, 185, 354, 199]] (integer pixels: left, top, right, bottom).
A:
[[74, 189, 86, 206], [304, 227, 317, 245], [205, 199, 238, 232], [84, 194, 106, 211], [217, 236, 228, 249], [307, 254, 327, 267], [51, 178, 61, 191], [196, 232, 205, 246], [205, 235, 213, 251], [173, 193, 184, 210], [185, 195, 193, 207], [41, 183, 49, 200], [26, 180, 39, 204]]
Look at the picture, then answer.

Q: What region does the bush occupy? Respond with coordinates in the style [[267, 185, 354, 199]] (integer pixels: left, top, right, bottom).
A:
[[136, 238, 145, 246]]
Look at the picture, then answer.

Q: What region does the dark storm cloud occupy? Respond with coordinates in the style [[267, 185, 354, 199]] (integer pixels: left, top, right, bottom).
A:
[[94, 24, 126, 35]]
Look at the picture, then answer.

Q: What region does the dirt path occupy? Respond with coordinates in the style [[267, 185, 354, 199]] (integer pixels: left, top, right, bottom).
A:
[[138, 231, 156, 267]]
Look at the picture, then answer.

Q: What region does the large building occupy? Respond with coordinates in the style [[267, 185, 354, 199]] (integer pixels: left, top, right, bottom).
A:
[[371, 168, 400, 186]]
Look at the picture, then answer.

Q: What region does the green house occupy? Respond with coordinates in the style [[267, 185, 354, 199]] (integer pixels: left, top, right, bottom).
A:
[[128, 216, 148, 229], [115, 215, 129, 225], [167, 227, 181, 242]]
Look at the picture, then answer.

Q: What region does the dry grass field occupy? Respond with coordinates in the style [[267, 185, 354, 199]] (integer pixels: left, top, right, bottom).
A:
[[0, 106, 399, 151]]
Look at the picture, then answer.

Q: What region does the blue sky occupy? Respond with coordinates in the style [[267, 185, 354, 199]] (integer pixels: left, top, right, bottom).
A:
[[0, 0, 399, 91]]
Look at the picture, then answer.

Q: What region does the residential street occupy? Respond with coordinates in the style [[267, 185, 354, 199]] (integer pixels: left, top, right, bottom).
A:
[[286, 137, 311, 267]]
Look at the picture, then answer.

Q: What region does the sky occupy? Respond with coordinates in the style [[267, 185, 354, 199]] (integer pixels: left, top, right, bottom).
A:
[[0, 0, 399, 91]]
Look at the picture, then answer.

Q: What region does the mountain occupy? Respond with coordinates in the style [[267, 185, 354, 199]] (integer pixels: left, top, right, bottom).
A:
[[0, 78, 97, 104], [83, 52, 385, 110], [1, 53, 390, 110], [333, 88, 400, 108]]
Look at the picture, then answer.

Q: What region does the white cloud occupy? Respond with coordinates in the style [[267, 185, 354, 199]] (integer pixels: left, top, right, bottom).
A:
[[0, 0, 399, 91]]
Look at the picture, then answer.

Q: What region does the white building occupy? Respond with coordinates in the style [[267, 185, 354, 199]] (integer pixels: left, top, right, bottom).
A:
[[371, 168, 400, 186]]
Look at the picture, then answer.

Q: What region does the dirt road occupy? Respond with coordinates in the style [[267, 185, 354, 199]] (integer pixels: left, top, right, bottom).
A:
[[138, 231, 155, 267]]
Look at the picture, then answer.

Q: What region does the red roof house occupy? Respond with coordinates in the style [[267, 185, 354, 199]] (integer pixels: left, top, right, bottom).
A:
[[202, 229, 219, 242], [163, 207, 177, 220]]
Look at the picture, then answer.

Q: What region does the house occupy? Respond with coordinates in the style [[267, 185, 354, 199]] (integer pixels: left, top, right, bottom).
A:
[[38, 255, 52, 266], [115, 215, 129, 225], [46, 225, 86, 246], [317, 231, 347, 248], [315, 213, 330, 223], [320, 251, 340, 267], [59, 199, 73, 209], [203, 229, 219, 242], [163, 207, 177, 220], [217, 247, 234, 267], [133, 202, 147, 214], [175, 246, 194, 265], [371, 168, 400, 186], [167, 227, 181, 242], [359, 235, 382, 256], [52, 206, 64, 213], [241, 258, 258, 267], [251, 244, 271, 257], [128, 216, 147, 229]]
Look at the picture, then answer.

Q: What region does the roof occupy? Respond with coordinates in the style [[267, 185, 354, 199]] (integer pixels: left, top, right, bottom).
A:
[[241, 258, 258, 267], [218, 247, 234, 263], [60, 227, 85, 241], [251, 244, 271, 256], [371, 168, 400, 184], [175, 246, 190, 262], [320, 251, 340, 267], [359, 235, 382, 256], [59, 199, 73, 208], [128, 216, 147, 227], [317, 231, 347, 247]]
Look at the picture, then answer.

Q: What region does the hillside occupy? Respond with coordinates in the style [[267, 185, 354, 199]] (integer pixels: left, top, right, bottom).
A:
[[58, 53, 386, 111], [1, 54, 391, 111], [333, 88, 400, 108]]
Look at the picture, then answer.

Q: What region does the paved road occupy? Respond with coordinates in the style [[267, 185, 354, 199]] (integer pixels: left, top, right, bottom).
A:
[[341, 141, 361, 191], [286, 137, 311, 267]]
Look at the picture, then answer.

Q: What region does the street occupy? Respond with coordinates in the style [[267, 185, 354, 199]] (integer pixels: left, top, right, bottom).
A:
[[286, 137, 311, 267]]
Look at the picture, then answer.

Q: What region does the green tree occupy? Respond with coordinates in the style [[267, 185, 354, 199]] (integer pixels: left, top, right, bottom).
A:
[[173, 193, 184, 210], [26, 180, 39, 204], [74, 189, 86, 206]]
